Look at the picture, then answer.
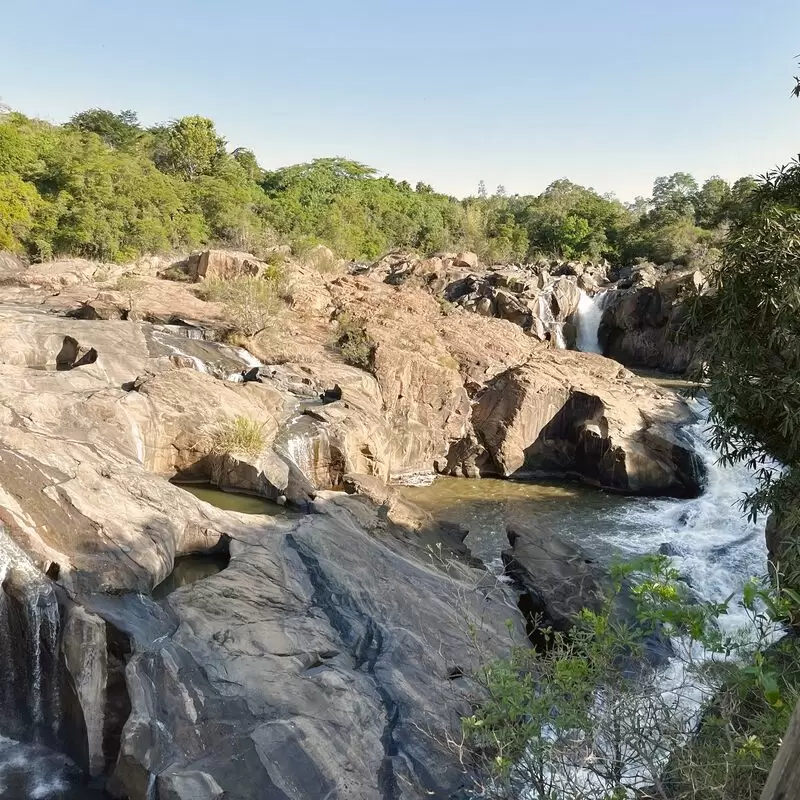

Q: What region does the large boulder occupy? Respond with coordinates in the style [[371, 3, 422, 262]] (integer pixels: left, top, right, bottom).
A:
[[187, 250, 267, 282], [599, 268, 705, 373], [503, 519, 605, 633], [467, 349, 705, 496]]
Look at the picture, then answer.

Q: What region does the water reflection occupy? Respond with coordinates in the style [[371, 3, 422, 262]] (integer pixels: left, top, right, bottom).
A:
[[399, 476, 631, 567], [174, 483, 293, 515], [152, 553, 229, 600]]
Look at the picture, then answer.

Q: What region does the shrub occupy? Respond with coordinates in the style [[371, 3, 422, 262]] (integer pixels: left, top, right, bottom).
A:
[[198, 273, 282, 336], [209, 415, 266, 458], [457, 557, 797, 800], [335, 312, 374, 370]]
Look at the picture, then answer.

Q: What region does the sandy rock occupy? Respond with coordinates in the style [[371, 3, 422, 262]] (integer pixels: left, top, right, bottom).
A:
[[453, 251, 479, 269], [188, 250, 267, 282]]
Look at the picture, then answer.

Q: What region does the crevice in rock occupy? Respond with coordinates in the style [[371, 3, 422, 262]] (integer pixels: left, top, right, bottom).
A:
[[285, 535, 400, 800], [103, 621, 132, 774]]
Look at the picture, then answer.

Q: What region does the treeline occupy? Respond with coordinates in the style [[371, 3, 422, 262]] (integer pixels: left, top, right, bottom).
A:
[[0, 107, 758, 265]]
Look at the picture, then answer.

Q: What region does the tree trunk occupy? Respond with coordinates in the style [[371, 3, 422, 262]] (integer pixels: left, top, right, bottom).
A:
[[761, 699, 800, 800]]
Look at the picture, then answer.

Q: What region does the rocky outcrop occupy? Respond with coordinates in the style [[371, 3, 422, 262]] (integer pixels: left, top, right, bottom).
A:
[[465, 350, 705, 496], [0, 247, 713, 798], [599, 266, 705, 373], [187, 249, 269, 282]]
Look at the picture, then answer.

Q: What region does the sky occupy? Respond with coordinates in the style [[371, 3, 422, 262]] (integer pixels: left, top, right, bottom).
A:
[[2, 0, 799, 200]]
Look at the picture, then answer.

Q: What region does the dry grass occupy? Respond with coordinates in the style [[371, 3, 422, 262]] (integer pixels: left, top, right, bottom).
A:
[[208, 415, 266, 458], [198, 274, 282, 336]]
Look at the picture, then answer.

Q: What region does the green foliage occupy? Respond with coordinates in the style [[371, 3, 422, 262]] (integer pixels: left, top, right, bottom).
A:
[[150, 116, 226, 180], [335, 313, 374, 370], [67, 108, 141, 150], [198, 272, 283, 336], [0, 106, 765, 267], [0, 173, 41, 251], [209, 415, 267, 458], [461, 557, 796, 800], [686, 158, 800, 524]]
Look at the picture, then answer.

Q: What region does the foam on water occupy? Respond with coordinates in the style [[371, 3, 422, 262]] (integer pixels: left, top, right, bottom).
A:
[[574, 289, 610, 354], [603, 398, 769, 630]]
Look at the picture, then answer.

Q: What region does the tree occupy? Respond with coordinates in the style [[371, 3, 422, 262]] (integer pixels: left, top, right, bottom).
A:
[[694, 176, 732, 229], [458, 558, 798, 800], [68, 108, 141, 150], [688, 158, 800, 524], [477, 180, 487, 198], [151, 115, 226, 180], [0, 173, 41, 251], [652, 172, 699, 218], [232, 147, 262, 182]]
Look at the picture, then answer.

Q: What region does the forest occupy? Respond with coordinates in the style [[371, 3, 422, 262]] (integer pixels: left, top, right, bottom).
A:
[[0, 106, 758, 265]]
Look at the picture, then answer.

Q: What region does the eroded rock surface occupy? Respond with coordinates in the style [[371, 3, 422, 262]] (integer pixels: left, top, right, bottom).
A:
[[0, 247, 708, 798]]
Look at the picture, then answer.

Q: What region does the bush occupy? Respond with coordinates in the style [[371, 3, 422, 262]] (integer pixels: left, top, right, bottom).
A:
[[458, 557, 796, 800], [335, 312, 374, 370], [198, 273, 282, 336], [209, 415, 266, 458]]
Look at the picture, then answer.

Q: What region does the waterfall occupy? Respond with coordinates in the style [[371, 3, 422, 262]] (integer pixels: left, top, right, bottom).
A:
[[276, 412, 334, 489], [574, 289, 609, 354], [0, 529, 62, 744], [535, 292, 566, 349]]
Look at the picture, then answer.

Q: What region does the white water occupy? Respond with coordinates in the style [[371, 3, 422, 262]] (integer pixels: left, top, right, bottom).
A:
[[536, 292, 566, 349], [0, 530, 74, 798], [0, 736, 74, 800], [574, 289, 609, 354], [233, 347, 262, 370], [518, 402, 773, 798], [605, 399, 769, 631]]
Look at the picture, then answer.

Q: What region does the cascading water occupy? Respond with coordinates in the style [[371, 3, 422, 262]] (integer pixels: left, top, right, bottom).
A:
[[275, 411, 333, 489], [403, 399, 774, 798], [535, 292, 566, 349], [574, 289, 611, 355], [0, 529, 95, 799]]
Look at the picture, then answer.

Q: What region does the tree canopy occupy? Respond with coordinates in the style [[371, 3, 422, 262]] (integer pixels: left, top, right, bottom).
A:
[[0, 105, 757, 264]]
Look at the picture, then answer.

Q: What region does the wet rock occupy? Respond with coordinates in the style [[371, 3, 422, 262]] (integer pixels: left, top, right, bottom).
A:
[[503, 520, 604, 633]]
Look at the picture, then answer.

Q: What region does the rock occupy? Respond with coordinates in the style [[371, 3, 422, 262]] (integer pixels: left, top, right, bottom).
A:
[[469, 350, 705, 496], [62, 605, 108, 776], [503, 520, 604, 632], [453, 251, 479, 269], [599, 267, 704, 373], [157, 771, 225, 800], [209, 450, 291, 503], [66, 293, 127, 321], [550, 276, 582, 320], [188, 250, 267, 282], [0, 249, 715, 798], [475, 296, 494, 316], [494, 289, 532, 327], [56, 335, 98, 370], [658, 542, 688, 557]]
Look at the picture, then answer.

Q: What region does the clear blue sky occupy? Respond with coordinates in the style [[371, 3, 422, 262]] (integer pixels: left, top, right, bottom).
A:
[[3, 0, 799, 200]]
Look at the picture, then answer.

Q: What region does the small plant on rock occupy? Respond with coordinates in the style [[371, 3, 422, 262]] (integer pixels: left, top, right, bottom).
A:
[[209, 415, 266, 459], [198, 271, 283, 337], [335, 312, 374, 370]]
